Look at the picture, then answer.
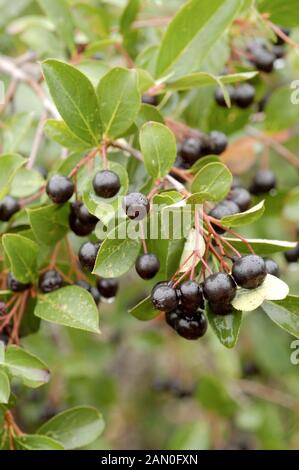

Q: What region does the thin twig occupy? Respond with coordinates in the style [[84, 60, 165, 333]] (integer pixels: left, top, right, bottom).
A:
[[27, 110, 48, 169]]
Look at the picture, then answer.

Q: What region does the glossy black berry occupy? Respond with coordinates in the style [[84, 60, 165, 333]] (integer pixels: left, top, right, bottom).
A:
[[252, 48, 275, 73], [284, 243, 299, 263], [179, 281, 204, 312], [123, 192, 150, 220], [78, 242, 100, 271], [208, 131, 228, 155], [209, 200, 239, 234], [176, 311, 208, 340], [209, 301, 234, 316], [234, 83, 256, 108], [264, 257, 280, 278], [203, 273, 236, 304], [249, 170, 276, 195], [135, 253, 160, 280], [165, 309, 180, 329], [227, 187, 251, 212], [151, 283, 178, 312], [46, 175, 74, 204], [215, 85, 235, 107], [75, 280, 101, 304], [275, 27, 290, 45], [97, 278, 118, 298], [7, 273, 31, 292], [71, 201, 98, 225], [92, 170, 120, 199], [180, 137, 202, 164], [142, 95, 158, 106], [69, 213, 95, 236], [39, 270, 63, 293], [0, 196, 20, 222], [232, 255, 266, 289]]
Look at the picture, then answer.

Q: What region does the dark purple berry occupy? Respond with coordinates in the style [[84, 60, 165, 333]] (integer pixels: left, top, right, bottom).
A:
[[135, 253, 160, 280], [179, 281, 204, 312], [232, 255, 267, 289], [208, 131, 228, 155], [151, 283, 178, 312], [69, 213, 95, 236], [0, 196, 20, 221], [264, 257, 280, 278], [123, 192, 149, 220], [209, 200, 240, 234], [284, 243, 299, 263], [7, 273, 31, 292], [96, 278, 118, 298], [46, 175, 74, 204], [227, 187, 251, 212], [39, 270, 63, 293], [215, 85, 235, 107], [203, 273, 236, 304], [92, 170, 120, 199], [142, 95, 158, 106], [71, 201, 98, 225], [252, 48, 275, 73], [78, 242, 100, 271], [176, 311, 208, 340], [249, 169, 276, 195], [180, 137, 202, 164], [234, 83, 255, 108], [209, 302, 234, 316], [165, 309, 180, 329]]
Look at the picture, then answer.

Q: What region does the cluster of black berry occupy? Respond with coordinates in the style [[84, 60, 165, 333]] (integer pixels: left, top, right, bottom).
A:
[[175, 130, 228, 167], [150, 254, 279, 338], [215, 83, 256, 109], [248, 28, 290, 73]]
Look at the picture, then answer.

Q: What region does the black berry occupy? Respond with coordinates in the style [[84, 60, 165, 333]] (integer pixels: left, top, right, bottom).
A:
[[135, 253, 160, 280], [7, 273, 31, 292], [179, 281, 204, 312], [275, 27, 290, 45], [151, 283, 178, 312], [203, 273, 236, 304], [209, 200, 240, 234], [0, 196, 20, 221], [97, 278, 119, 298], [176, 311, 208, 340], [249, 169, 276, 195], [272, 45, 285, 59], [215, 85, 235, 107], [284, 243, 299, 263], [123, 192, 150, 220], [208, 131, 228, 155], [78, 241, 100, 271], [39, 270, 63, 293], [69, 213, 95, 237], [71, 201, 98, 225], [264, 257, 280, 277], [93, 170, 120, 199], [252, 48, 275, 73], [142, 95, 158, 106], [46, 175, 74, 204], [209, 302, 234, 316], [234, 83, 256, 108], [165, 309, 180, 329], [232, 255, 267, 289], [180, 137, 202, 164], [227, 187, 251, 212]]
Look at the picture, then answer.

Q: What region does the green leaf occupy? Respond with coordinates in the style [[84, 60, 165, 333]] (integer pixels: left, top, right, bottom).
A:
[[155, 0, 243, 79], [72, 3, 109, 41], [2, 112, 34, 153], [191, 162, 232, 202], [11, 169, 44, 198], [207, 305, 242, 349], [222, 238, 297, 256], [262, 296, 299, 339], [120, 0, 140, 35], [93, 226, 141, 278], [2, 234, 39, 283], [135, 104, 164, 129], [166, 71, 257, 92], [0, 153, 25, 199], [264, 87, 299, 132], [27, 204, 69, 246], [37, 0, 74, 53], [14, 434, 64, 450], [129, 296, 160, 321], [4, 346, 50, 388], [259, 0, 299, 28], [44, 120, 91, 151], [221, 200, 265, 228], [35, 286, 100, 334], [42, 59, 101, 145], [189, 155, 219, 174], [97, 67, 140, 139], [37, 406, 105, 450], [136, 69, 155, 94], [139, 122, 176, 179], [0, 371, 10, 404], [196, 375, 238, 417]]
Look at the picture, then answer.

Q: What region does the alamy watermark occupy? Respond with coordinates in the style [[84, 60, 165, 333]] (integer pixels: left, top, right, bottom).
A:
[[290, 339, 299, 365], [290, 80, 299, 105]]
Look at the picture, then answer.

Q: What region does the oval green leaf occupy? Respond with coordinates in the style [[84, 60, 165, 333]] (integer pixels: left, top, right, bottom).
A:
[[191, 162, 232, 202]]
